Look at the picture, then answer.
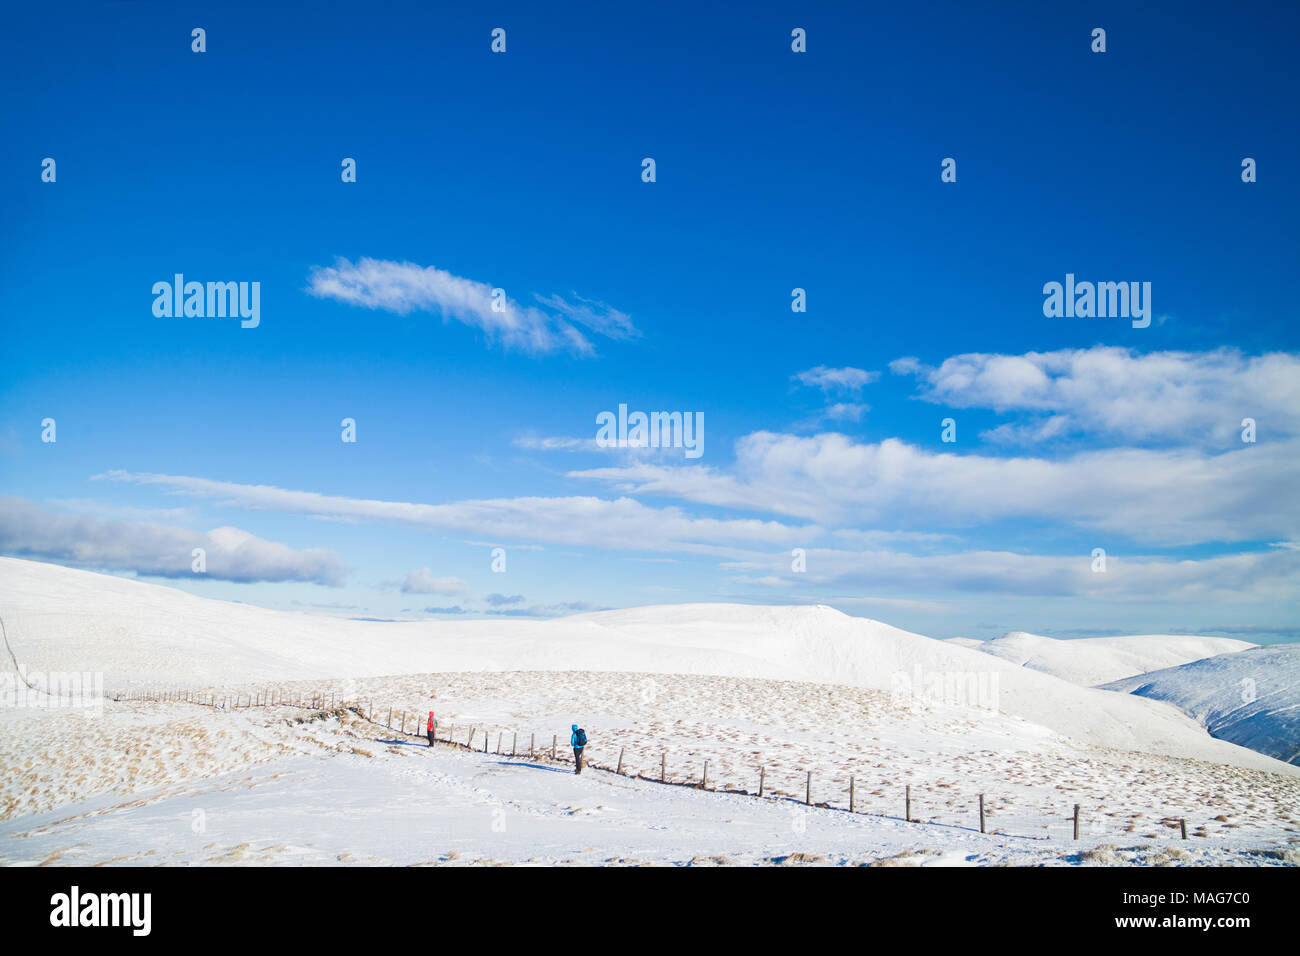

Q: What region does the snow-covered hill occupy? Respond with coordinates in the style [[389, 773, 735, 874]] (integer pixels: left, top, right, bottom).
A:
[[3, 558, 1298, 865], [946, 631, 1254, 686], [0, 557, 1291, 774], [1102, 645, 1300, 765]]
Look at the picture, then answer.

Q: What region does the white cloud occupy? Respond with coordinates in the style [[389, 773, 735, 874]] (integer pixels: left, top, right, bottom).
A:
[[569, 432, 1300, 545], [306, 257, 635, 355], [892, 346, 1300, 445], [400, 567, 468, 596], [793, 365, 879, 393], [0, 497, 346, 585], [79, 457, 1300, 604], [822, 402, 869, 422]]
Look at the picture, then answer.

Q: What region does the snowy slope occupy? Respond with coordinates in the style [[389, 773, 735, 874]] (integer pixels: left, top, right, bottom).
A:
[[1101, 645, 1300, 765], [948, 631, 1255, 686], [0, 557, 1292, 774], [2, 738, 1292, 868]]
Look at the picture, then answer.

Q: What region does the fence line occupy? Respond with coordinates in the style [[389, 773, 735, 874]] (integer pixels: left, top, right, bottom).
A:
[[101, 683, 1215, 845]]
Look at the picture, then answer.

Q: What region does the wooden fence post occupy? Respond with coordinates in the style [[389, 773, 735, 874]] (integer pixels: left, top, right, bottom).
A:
[[496, 732, 502, 754], [759, 766, 765, 798], [905, 785, 911, 823], [616, 748, 624, 775], [1180, 818, 1187, 840], [552, 735, 557, 759], [661, 753, 666, 782], [530, 733, 535, 757], [701, 760, 708, 790], [1073, 804, 1080, 840], [467, 726, 475, 748], [849, 776, 855, 813], [512, 732, 517, 757], [979, 794, 985, 833], [806, 771, 812, 806]]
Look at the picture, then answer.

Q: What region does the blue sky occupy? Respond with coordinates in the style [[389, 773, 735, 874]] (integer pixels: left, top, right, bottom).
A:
[[2, 1, 1298, 641]]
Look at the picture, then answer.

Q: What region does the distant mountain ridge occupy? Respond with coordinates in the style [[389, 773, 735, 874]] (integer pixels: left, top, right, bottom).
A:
[[946, 630, 1255, 686], [1102, 644, 1300, 765]]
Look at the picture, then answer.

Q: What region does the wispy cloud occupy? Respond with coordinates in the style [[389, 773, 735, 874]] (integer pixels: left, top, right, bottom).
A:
[[93, 470, 817, 555], [724, 546, 1300, 604], [793, 365, 879, 393], [512, 435, 591, 452], [306, 257, 636, 355], [533, 292, 639, 340], [821, 402, 869, 422]]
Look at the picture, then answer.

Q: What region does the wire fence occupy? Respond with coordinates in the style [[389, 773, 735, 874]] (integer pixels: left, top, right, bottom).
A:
[[102, 683, 1226, 846]]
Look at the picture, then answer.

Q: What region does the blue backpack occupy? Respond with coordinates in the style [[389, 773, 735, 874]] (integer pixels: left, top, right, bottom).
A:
[[574, 728, 587, 747]]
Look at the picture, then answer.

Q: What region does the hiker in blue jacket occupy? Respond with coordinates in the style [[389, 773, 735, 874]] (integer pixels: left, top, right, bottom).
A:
[[570, 723, 587, 774]]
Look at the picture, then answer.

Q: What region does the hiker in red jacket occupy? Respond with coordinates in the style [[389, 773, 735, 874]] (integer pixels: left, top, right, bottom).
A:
[[426, 710, 437, 747]]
